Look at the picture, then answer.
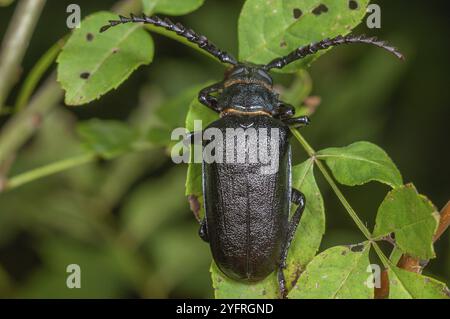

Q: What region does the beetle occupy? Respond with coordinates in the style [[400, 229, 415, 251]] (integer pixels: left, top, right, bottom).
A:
[[100, 14, 403, 298]]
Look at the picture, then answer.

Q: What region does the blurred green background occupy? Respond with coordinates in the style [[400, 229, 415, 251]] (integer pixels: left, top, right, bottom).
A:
[[0, 0, 448, 298]]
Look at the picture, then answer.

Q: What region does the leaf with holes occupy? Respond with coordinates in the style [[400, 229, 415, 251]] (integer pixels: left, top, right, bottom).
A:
[[388, 266, 449, 299], [77, 119, 138, 159], [289, 243, 373, 299], [317, 141, 403, 188], [211, 262, 279, 298], [57, 12, 154, 105], [373, 184, 439, 260], [239, 0, 369, 73], [285, 158, 325, 290], [142, 0, 204, 15]]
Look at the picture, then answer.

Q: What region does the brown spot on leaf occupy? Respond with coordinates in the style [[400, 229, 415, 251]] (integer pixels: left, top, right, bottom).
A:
[[86, 33, 94, 41], [112, 48, 119, 54], [280, 40, 287, 48], [349, 0, 358, 10], [80, 72, 90, 79], [293, 8, 302, 19], [312, 4, 328, 15]]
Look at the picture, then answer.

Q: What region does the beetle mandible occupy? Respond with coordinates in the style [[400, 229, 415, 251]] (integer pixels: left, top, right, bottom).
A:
[[100, 14, 403, 298]]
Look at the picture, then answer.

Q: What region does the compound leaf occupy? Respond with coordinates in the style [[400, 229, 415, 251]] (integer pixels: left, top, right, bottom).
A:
[[239, 0, 370, 73], [388, 266, 449, 299], [373, 184, 439, 260], [57, 12, 154, 105], [317, 141, 403, 188], [289, 243, 373, 299]]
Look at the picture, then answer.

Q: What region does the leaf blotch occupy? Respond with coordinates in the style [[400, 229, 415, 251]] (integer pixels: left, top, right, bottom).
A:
[[293, 8, 303, 19], [80, 72, 90, 79], [349, 0, 358, 10], [86, 33, 94, 41], [280, 40, 287, 48], [312, 4, 328, 16]]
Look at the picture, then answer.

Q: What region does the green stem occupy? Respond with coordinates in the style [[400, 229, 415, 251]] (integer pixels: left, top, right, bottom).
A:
[[0, 0, 47, 110], [14, 36, 68, 111], [5, 152, 96, 190], [291, 129, 391, 265]]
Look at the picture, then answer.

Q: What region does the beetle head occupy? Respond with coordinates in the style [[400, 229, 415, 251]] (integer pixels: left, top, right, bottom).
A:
[[226, 63, 273, 87]]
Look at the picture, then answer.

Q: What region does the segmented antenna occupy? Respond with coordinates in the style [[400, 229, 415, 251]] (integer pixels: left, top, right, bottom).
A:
[[100, 14, 238, 66], [265, 34, 404, 70]]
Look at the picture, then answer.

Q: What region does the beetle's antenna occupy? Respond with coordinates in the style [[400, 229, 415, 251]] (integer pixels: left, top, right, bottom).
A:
[[265, 34, 404, 70], [100, 14, 238, 66]]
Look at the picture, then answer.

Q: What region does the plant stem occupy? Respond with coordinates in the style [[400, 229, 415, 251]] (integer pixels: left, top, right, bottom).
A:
[[5, 152, 96, 191], [0, 73, 63, 166], [14, 36, 68, 111], [291, 129, 391, 266], [0, 0, 47, 110]]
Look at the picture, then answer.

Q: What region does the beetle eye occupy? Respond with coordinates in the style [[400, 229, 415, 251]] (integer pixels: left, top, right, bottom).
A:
[[230, 67, 245, 76], [257, 69, 272, 84]]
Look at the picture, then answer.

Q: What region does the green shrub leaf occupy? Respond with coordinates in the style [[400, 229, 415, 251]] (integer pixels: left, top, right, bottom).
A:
[[77, 119, 138, 159], [388, 266, 449, 299], [239, 0, 369, 73], [143, 0, 204, 15], [211, 262, 279, 299], [373, 184, 439, 260], [57, 12, 154, 105], [289, 243, 373, 299], [286, 159, 325, 289], [317, 141, 403, 188], [184, 97, 219, 197]]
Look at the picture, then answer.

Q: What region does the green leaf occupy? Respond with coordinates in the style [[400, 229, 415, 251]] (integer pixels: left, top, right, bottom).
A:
[[184, 97, 219, 197], [211, 262, 279, 299], [286, 159, 325, 289], [317, 141, 403, 188], [289, 243, 373, 299], [57, 12, 154, 105], [143, 0, 204, 15], [77, 119, 138, 159], [373, 184, 439, 260], [238, 0, 369, 73], [388, 266, 449, 299]]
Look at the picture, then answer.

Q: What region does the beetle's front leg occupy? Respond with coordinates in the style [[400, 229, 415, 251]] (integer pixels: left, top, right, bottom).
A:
[[283, 116, 310, 128], [278, 188, 306, 299], [273, 102, 295, 120], [198, 82, 223, 112]]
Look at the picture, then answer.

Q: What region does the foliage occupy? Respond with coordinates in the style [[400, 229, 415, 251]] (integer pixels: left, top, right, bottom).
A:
[[0, 0, 448, 299]]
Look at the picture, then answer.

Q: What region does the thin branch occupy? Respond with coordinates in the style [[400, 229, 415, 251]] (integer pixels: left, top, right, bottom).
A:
[[4, 152, 96, 191], [14, 36, 68, 111], [0, 73, 63, 166], [0, 0, 47, 110]]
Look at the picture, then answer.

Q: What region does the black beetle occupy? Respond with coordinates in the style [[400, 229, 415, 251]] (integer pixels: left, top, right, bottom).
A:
[[101, 14, 403, 298]]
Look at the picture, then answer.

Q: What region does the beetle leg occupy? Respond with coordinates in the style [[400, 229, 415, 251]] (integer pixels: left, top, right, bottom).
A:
[[274, 102, 295, 120], [278, 188, 306, 298], [198, 82, 223, 112], [198, 218, 209, 242], [283, 115, 310, 128]]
